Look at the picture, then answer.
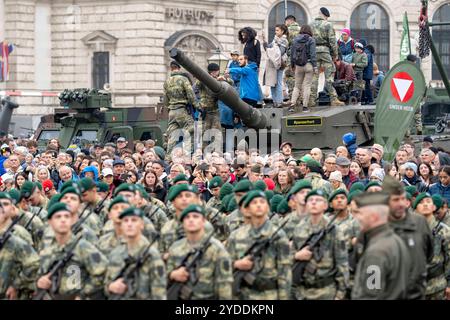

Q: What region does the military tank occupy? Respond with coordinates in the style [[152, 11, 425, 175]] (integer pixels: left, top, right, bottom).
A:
[[170, 48, 376, 152]]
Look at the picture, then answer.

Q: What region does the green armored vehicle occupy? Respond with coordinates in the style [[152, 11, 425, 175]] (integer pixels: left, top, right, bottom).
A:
[[34, 88, 167, 151]]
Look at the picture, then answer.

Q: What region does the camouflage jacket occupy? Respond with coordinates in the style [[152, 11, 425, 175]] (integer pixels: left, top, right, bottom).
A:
[[272, 212, 301, 241], [105, 236, 167, 300], [288, 22, 301, 48], [195, 79, 218, 112], [310, 16, 338, 57], [160, 218, 214, 254], [40, 224, 98, 251], [426, 216, 450, 296], [167, 233, 232, 299], [163, 71, 197, 109], [102, 217, 158, 246], [0, 232, 40, 296], [30, 205, 48, 222], [327, 212, 360, 253], [226, 219, 292, 300], [77, 203, 104, 237], [16, 209, 45, 250], [141, 203, 169, 233], [352, 51, 368, 73], [98, 231, 125, 257], [225, 208, 245, 233], [206, 206, 229, 242], [206, 196, 222, 211], [292, 215, 349, 300], [304, 172, 333, 195], [38, 234, 108, 299]]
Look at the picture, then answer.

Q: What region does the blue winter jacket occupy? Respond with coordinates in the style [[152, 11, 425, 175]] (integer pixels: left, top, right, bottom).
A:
[[429, 182, 450, 203], [80, 166, 99, 181], [229, 62, 261, 102], [228, 60, 241, 85], [0, 156, 6, 176], [337, 38, 354, 63]]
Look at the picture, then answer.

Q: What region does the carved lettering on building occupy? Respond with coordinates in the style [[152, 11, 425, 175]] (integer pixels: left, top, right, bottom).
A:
[[165, 7, 214, 23]]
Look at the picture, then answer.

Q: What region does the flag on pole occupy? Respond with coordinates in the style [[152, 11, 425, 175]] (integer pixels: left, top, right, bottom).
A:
[[0, 41, 14, 82], [400, 12, 411, 61]]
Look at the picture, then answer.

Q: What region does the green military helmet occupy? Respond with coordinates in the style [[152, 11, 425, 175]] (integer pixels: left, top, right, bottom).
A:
[[108, 195, 129, 211], [47, 194, 62, 210], [79, 177, 97, 193], [432, 194, 444, 210], [349, 182, 365, 193], [21, 181, 37, 200], [8, 189, 21, 205], [277, 198, 290, 215], [208, 176, 223, 189], [270, 194, 284, 213], [243, 190, 267, 208], [97, 181, 109, 193], [219, 183, 234, 200], [60, 180, 79, 193], [119, 207, 144, 220], [254, 180, 267, 191], [172, 174, 189, 185], [47, 203, 71, 220], [179, 204, 206, 221], [114, 183, 136, 197], [167, 183, 198, 202], [233, 179, 253, 193]]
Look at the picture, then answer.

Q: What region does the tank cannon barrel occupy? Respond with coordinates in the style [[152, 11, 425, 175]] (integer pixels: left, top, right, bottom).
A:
[[169, 48, 268, 129], [0, 97, 19, 135]]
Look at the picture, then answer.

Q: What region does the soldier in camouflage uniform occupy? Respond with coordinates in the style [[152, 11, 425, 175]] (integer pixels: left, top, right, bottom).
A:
[[102, 184, 157, 244], [327, 189, 360, 297], [40, 187, 98, 250], [0, 192, 33, 246], [78, 178, 106, 236], [160, 184, 214, 259], [206, 176, 223, 211], [292, 189, 349, 300], [21, 181, 48, 222], [135, 185, 168, 233], [96, 182, 112, 224], [433, 194, 450, 226], [309, 8, 345, 107], [225, 180, 253, 233], [304, 159, 333, 195], [9, 189, 44, 249], [413, 193, 450, 300], [287, 180, 313, 221], [163, 61, 196, 161], [271, 198, 299, 241], [37, 203, 108, 300], [227, 190, 291, 300], [285, 15, 301, 101], [167, 204, 232, 299], [98, 196, 130, 256], [0, 192, 40, 300], [105, 207, 166, 300]]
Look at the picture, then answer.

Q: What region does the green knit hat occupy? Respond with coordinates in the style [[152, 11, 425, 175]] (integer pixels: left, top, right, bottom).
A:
[[277, 198, 290, 214], [254, 180, 267, 191], [219, 183, 234, 200], [167, 184, 198, 202], [8, 189, 21, 205], [349, 182, 365, 193], [270, 194, 284, 213], [329, 189, 348, 202], [97, 181, 109, 193], [179, 204, 205, 221], [108, 195, 129, 211], [233, 180, 253, 193], [432, 194, 444, 210], [172, 174, 189, 185], [47, 203, 71, 219], [288, 180, 312, 198]]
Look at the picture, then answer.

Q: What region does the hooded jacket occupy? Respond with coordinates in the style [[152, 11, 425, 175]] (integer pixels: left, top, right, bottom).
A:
[[239, 27, 261, 67], [80, 166, 99, 181], [229, 62, 261, 102], [429, 182, 450, 203], [363, 44, 374, 80]]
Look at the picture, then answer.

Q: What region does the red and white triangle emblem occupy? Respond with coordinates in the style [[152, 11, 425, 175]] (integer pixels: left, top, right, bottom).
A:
[[390, 72, 415, 103]]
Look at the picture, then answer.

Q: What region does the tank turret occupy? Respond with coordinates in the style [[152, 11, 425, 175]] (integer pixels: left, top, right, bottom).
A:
[[169, 48, 268, 129], [0, 97, 19, 135]]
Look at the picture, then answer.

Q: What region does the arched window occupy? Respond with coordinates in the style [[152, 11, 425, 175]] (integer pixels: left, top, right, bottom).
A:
[[350, 2, 390, 72], [432, 4, 450, 80], [268, 1, 307, 42]]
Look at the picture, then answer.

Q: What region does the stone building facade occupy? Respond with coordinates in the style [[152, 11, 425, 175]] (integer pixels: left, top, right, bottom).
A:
[[0, 0, 449, 134]]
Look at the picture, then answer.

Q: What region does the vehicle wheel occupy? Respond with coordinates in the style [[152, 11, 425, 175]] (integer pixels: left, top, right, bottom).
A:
[[349, 96, 359, 105]]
